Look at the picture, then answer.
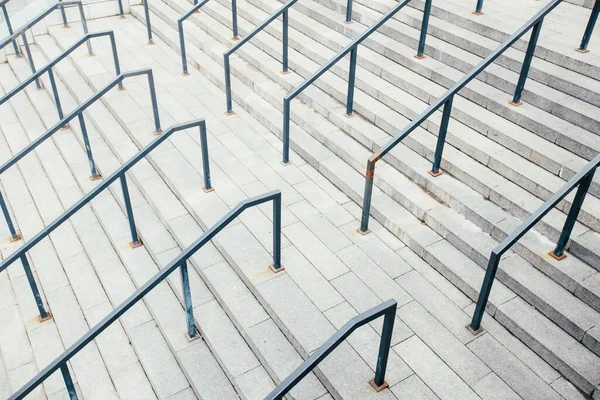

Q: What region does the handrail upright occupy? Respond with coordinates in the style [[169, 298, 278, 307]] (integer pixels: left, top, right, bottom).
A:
[[1, 3, 20, 55], [577, 0, 599, 52]]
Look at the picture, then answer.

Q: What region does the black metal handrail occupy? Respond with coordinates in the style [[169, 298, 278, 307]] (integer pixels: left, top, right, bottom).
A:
[[0, 1, 92, 89], [280, 0, 430, 164], [359, 0, 565, 233], [0, 65, 160, 246], [8, 190, 281, 400], [178, 0, 237, 74], [224, 0, 298, 114], [0, 31, 121, 117], [266, 299, 397, 399], [0, 119, 212, 323], [469, 153, 600, 333], [577, 0, 599, 52]]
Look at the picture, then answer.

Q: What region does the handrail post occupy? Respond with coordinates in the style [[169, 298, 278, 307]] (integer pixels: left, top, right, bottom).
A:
[[21, 254, 51, 321], [510, 19, 543, 106], [0, 191, 20, 241], [108, 33, 123, 90], [59, 363, 78, 399], [551, 170, 595, 259], [179, 260, 197, 340], [120, 174, 142, 248], [143, 0, 154, 44], [282, 98, 291, 164], [282, 9, 289, 73], [199, 121, 213, 192], [47, 69, 64, 120], [469, 253, 500, 334], [415, 0, 431, 59], [118, 0, 125, 18], [346, 46, 357, 116], [577, 0, 599, 53], [359, 160, 375, 233], [2, 5, 21, 56], [178, 19, 189, 75], [345, 0, 352, 23], [58, 0, 68, 27], [231, 0, 239, 40], [77, 114, 100, 180], [21, 33, 41, 89], [370, 305, 395, 390], [271, 191, 283, 272], [224, 55, 234, 114], [430, 94, 454, 176], [473, 0, 484, 15], [147, 70, 162, 134], [77, 3, 93, 55]]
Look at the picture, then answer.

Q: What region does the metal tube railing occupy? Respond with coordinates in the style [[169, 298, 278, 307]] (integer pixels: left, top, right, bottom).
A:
[[0, 68, 162, 254], [265, 299, 397, 398], [281, 0, 425, 164], [8, 190, 280, 400], [474, 0, 484, 15], [359, 0, 565, 233], [468, 153, 600, 334], [0, 120, 213, 324], [1, 3, 20, 55], [224, 0, 299, 115], [142, 0, 153, 44], [577, 0, 599, 52]]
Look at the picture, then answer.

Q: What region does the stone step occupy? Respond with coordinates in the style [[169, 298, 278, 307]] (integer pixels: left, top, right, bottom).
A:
[[128, 6, 600, 396], [140, 0, 600, 323]]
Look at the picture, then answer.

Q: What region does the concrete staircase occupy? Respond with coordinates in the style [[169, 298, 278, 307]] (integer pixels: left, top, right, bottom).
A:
[[0, 0, 599, 398], [122, 0, 600, 396]]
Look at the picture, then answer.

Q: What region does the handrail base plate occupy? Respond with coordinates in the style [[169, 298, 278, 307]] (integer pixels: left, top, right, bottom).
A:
[[37, 311, 53, 323], [465, 324, 485, 336], [369, 378, 389, 392], [548, 250, 567, 261]]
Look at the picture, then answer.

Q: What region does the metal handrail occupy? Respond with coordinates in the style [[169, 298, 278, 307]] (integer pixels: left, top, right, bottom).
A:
[[224, 0, 298, 114], [8, 189, 280, 400], [359, 0, 565, 233], [469, 153, 600, 334], [0, 1, 92, 89], [266, 299, 397, 399], [280, 0, 430, 164], [142, 0, 154, 44], [0, 116, 212, 323], [0, 31, 121, 115], [577, 0, 599, 52], [177, 0, 238, 74]]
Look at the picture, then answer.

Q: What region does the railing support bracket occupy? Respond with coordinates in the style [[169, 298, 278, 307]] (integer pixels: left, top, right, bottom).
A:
[[465, 323, 484, 336], [280, 70, 290, 75], [182, 72, 190, 76], [153, 129, 163, 136], [369, 378, 389, 392], [269, 264, 285, 273], [280, 160, 290, 166], [414, 54, 426, 60], [9, 234, 22, 242], [231, 36, 240, 41], [185, 332, 201, 342], [356, 228, 370, 236], [202, 187, 215, 193], [428, 170, 442, 177], [575, 47, 590, 54], [345, 112, 355, 118], [129, 240, 143, 249], [472, 11, 484, 16], [37, 311, 53, 323], [90, 174, 102, 181], [60, 125, 70, 130], [508, 100, 523, 107], [548, 250, 567, 261], [224, 111, 235, 116]]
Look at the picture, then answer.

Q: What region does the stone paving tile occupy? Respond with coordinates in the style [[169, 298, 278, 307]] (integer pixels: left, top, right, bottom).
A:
[[390, 374, 439, 400]]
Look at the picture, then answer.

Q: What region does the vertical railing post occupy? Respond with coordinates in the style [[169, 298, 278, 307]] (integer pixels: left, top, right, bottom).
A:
[[21, 33, 41, 89], [469, 253, 500, 334], [551, 170, 595, 259], [108, 33, 123, 90], [282, 99, 291, 164], [430, 95, 454, 176], [346, 46, 358, 116], [58, 0, 68, 27], [359, 160, 375, 233], [415, 0, 432, 59], [270, 191, 283, 272], [21, 254, 51, 321], [370, 305, 395, 390], [199, 121, 213, 192], [77, 114, 100, 180], [2, 5, 21, 56], [231, 0, 239, 40], [120, 174, 142, 248], [60, 363, 78, 399], [0, 190, 20, 241], [282, 9, 289, 73], [143, 0, 154, 44], [147, 70, 162, 134], [577, 0, 599, 53], [345, 0, 352, 23], [224, 55, 234, 114], [118, 0, 125, 18], [47, 69, 64, 120], [77, 3, 93, 55], [473, 0, 484, 15], [510, 19, 543, 106], [179, 260, 197, 339], [178, 19, 189, 75]]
